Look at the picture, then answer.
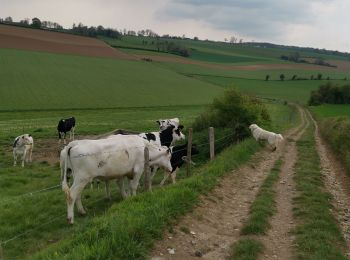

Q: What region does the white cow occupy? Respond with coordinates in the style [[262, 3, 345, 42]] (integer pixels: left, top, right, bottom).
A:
[[61, 135, 172, 224], [13, 134, 34, 167], [249, 124, 284, 151]]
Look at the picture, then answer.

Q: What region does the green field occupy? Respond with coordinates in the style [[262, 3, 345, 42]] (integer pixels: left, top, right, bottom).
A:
[[311, 104, 350, 119], [0, 48, 223, 111]]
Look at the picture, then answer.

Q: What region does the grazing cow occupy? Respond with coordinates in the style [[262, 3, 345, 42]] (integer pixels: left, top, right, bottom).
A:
[[249, 124, 284, 151], [13, 134, 34, 167], [160, 143, 199, 185], [61, 135, 172, 224], [157, 118, 180, 131], [57, 117, 76, 144]]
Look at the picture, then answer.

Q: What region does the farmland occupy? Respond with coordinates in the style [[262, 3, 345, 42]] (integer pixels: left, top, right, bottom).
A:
[[1, 23, 350, 259]]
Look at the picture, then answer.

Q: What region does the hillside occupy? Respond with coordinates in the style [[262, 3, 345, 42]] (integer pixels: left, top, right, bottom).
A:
[[0, 24, 133, 59]]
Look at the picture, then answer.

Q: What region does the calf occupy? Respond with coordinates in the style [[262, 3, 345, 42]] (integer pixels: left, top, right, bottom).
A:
[[57, 117, 76, 144], [13, 134, 34, 167], [160, 143, 199, 185], [61, 135, 172, 224]]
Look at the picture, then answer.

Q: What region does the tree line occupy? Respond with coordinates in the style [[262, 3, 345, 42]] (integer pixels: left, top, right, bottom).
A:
[[309, 82, 350, 105]]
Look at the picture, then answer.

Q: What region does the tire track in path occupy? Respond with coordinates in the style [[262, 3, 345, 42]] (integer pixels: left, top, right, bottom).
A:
[[149, 106, 305, 260], [260, 107, 309, 260], [309, 111, 350, 257]]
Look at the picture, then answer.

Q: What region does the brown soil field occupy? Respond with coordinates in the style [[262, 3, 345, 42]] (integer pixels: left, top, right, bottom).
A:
[[135, 54, 341, 72], [0, 24, 135, 60]]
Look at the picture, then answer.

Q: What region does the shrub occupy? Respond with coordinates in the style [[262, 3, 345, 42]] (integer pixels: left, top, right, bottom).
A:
[[319, 116, 350, 173], [309, 82, 350, 105], [192, 88, 270, 140]]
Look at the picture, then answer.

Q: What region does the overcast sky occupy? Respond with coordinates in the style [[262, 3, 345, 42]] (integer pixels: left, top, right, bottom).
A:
[[1, 0, 349, 52]]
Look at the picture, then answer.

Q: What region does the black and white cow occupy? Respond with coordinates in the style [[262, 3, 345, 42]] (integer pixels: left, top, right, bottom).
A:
[[160, 143, 199, 185], [57, 117, 76, 144], [157, 118, 180, 131], [13, 134, 34, 167]]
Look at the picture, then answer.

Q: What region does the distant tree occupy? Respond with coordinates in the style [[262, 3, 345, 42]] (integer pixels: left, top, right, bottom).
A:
[[280, 74, 285, 81], [326, 76, 330, 80], [230, 36, 237, 44], [19, 18, 30, 26], [344, 77, 347, 81], [311, 75, 314, 80], [265, 75, 270, 81], [292, 75, 297, 80], [224, 38, 228, 43], [31, 17, 41, 28], [5, 16, 13, 23], [239, 39, 243, 44], [317, 73, 323, 80], [194, 36, 199, 41]]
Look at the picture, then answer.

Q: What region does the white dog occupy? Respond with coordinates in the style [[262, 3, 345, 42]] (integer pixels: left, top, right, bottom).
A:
[[13, 134, 34, 167], [249, 124, 283, 151]]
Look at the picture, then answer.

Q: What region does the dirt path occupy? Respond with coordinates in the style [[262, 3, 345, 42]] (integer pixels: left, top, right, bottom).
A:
[[308, 111, 350, 257], [149, 107, 306, 260], [259, 107, 309, 259]]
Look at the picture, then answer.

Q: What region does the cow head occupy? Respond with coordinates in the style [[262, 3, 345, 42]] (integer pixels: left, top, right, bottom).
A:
[[157, 118, 180, 131], [172, 125, 185, 143], [148, 145, 173, 172]]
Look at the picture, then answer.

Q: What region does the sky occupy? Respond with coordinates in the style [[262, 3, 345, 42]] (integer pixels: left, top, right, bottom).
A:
[[1, 0, 349, 52]]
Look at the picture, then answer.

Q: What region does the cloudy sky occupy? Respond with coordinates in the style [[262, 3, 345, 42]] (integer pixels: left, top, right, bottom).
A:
[[1, 0, 349, 52]]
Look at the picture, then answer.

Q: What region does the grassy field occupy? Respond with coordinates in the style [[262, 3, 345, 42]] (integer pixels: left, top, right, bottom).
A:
[[311, 104, 350, 119], [0, 102, 294, 259], [0, 48, 223, 111]]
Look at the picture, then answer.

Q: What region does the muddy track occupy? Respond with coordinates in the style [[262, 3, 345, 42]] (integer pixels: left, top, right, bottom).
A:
[[259, 107, 309, 259], [149, 106, 306, 260], [308, 110, 350, 257]]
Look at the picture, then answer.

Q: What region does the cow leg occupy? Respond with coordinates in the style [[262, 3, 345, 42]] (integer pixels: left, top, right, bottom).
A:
[[76, 192, 86, 215], [13, 151, 17, 166], [21, 150, 27, 167], [63, 132, 67, 145], [67, 177, 89, 224], [129, 167, 143, 196], [147, 166, 158, 191], [118, 177, 129, 199], [160, 171, 171, 186], [171, 168, 178, 184]]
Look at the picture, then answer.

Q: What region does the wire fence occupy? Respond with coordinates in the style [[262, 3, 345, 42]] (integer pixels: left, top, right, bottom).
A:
[[0, 128, 244, 256]]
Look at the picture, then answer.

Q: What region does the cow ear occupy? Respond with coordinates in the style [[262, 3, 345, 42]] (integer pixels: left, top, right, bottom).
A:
[[156, 120, 160, 125], [178, 125, 184, 130], [22, 136, 24, 139]]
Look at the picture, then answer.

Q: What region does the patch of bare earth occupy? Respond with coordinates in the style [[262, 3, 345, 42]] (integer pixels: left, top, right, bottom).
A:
[[149, 107, 305, 260], [309, 111, 350, 257], [259, 107, 309, 260], [0, 24, 135, 60]]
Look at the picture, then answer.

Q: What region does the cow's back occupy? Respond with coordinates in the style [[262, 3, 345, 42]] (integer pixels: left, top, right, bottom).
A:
[[69, 136, 145, 179]]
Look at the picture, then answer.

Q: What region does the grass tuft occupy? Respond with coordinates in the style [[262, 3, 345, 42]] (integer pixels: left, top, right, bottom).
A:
[[230, 238, 264, 260]]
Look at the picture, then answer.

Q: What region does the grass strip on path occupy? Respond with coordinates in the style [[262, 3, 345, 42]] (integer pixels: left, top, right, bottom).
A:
[[32, 139, 260, 259], [229, 158, 283, 260], [293, 119, 347, 259]]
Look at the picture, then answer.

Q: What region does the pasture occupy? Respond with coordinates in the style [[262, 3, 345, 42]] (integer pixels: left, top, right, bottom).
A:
[[0, 101, 295, 259], [311, 104, 350, 119]]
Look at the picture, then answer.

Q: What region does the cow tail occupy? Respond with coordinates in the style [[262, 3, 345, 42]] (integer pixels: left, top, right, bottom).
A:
[[62, 146, 73, 204]]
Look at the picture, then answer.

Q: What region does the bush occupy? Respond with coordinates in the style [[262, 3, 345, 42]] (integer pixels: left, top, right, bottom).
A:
[[192, 88, 270, 140], [309, 82, 350, 105], [319, 116, 350, 173]]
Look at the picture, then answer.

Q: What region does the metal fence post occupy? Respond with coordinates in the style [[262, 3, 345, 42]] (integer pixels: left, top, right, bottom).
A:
[[209, 127, 215, 160], [144, 147, 151, 191], [186, 128, 193, 177]]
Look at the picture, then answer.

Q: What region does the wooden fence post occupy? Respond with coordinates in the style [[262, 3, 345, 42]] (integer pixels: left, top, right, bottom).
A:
[[186, 128, 193, 177], [209, 127, 215, 160], [144, 147, 151, 191]]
